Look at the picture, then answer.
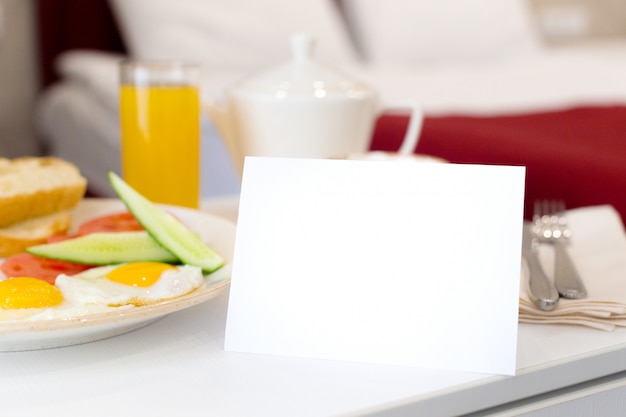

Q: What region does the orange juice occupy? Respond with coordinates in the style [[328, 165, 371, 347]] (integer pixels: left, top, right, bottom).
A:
[[120, 85, 200, 208]]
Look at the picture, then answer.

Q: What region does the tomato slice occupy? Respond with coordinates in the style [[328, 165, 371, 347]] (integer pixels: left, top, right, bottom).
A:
[[77, 211, 144, 235], [0, 212, 146, 285], [47, 233, 79, 243], [0, 253, 93, 284], [1, 212, 146, 284]]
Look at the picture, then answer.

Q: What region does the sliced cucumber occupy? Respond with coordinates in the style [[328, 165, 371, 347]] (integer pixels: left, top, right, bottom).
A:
[[26, 231, 179, 265], [107, 172, 224, 273]]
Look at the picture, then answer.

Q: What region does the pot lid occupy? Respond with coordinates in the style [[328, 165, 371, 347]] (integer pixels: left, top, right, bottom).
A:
[[232, 33, 373, 99]]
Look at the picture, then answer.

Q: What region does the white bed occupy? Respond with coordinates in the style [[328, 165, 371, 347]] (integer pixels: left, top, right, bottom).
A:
[[34, 0, 626, 198]]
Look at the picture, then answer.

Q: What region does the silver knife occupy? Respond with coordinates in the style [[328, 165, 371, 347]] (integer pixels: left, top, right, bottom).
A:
[[522, 222, 559, 311], [554, 240, 587, 299]]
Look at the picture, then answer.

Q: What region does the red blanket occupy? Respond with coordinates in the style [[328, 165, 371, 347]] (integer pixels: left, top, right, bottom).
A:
[[371, 105, 626, 224]]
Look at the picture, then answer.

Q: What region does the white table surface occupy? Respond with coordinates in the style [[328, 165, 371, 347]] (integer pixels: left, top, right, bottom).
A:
[[3, 196, 626, 417]]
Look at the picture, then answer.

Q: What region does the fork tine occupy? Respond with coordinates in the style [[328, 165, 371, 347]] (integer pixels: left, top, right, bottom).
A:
[[534, 200, 548, 237], [541, 200, 551, 227], [556, 200, 572, 240], [549, 200, 561, 239], [532, 201, 541, 238], [532, 200, 541, 223], [534, 199, 560, 239]]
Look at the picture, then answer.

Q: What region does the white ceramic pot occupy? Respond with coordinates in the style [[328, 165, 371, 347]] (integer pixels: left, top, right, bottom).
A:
[[205, 33, 423, 177]]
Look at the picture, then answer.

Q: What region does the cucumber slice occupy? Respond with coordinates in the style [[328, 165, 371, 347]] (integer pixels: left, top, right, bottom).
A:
[[26, 231, 178, 265], [108, 172, 224, 273]]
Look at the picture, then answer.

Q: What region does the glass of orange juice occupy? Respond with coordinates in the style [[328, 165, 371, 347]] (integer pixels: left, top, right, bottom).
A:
[[119, 60, 201, 208]]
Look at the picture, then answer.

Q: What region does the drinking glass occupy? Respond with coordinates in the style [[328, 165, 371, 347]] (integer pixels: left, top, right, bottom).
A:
[[119, 60, 201, 208]]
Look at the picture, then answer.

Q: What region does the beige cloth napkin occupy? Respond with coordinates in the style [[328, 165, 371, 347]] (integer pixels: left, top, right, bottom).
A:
[[519, 205, 626, 331]]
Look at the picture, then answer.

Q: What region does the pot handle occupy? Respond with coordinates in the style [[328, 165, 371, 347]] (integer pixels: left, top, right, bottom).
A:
[[382, 100, 424, 155]]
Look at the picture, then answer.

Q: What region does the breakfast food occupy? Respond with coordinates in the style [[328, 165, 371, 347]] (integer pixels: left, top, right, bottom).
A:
[[0, 157, 87, 226], [108, 171, 224, 273], [0, 262, 203, 321], [0, 276, 127, 321], [0, 157, 87, 256], [56, 262, 204, 307], [27, 231, 179, 265], [1, 253, 93, 284], [77, 211, 143, 234], [0, 277, 63, 309], [0, 211, 72, 257], [0, 172, 225, 322]]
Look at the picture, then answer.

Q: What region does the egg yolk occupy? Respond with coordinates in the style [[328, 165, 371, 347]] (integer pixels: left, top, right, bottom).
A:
[[0, 277, 63, 309], [106, 262, 176, 287]]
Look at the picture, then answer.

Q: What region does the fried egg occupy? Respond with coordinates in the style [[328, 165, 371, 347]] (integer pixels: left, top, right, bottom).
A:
[[0, 276, 125, 321], [55, 262, 204, 307], [0, 277, 63, 309], [0, 262, 204, 321]]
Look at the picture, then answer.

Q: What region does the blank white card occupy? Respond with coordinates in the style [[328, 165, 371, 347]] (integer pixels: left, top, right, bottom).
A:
[[225, 157, 525, 375]]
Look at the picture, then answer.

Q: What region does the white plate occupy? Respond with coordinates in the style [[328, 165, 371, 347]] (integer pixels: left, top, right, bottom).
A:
[[0, 198, 236, 352]]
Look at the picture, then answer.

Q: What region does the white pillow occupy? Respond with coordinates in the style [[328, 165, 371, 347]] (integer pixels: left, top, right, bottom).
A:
[[54, 50, 124, 111], [109, 0, 358, 76], [340, 0, 541, 67]]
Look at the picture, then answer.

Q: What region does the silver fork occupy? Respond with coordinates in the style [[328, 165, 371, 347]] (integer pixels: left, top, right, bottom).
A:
[[533, 200, 587, 299], [522, 222, 559, 310]]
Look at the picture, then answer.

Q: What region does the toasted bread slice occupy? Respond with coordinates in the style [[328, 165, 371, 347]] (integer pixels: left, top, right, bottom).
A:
[[0, 210, 72, 257], [0, 157, 86, 228]]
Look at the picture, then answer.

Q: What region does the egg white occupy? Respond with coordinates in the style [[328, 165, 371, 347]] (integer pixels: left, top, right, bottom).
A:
[[0, 297, 131, 321], [55, 264, 204, 307]]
